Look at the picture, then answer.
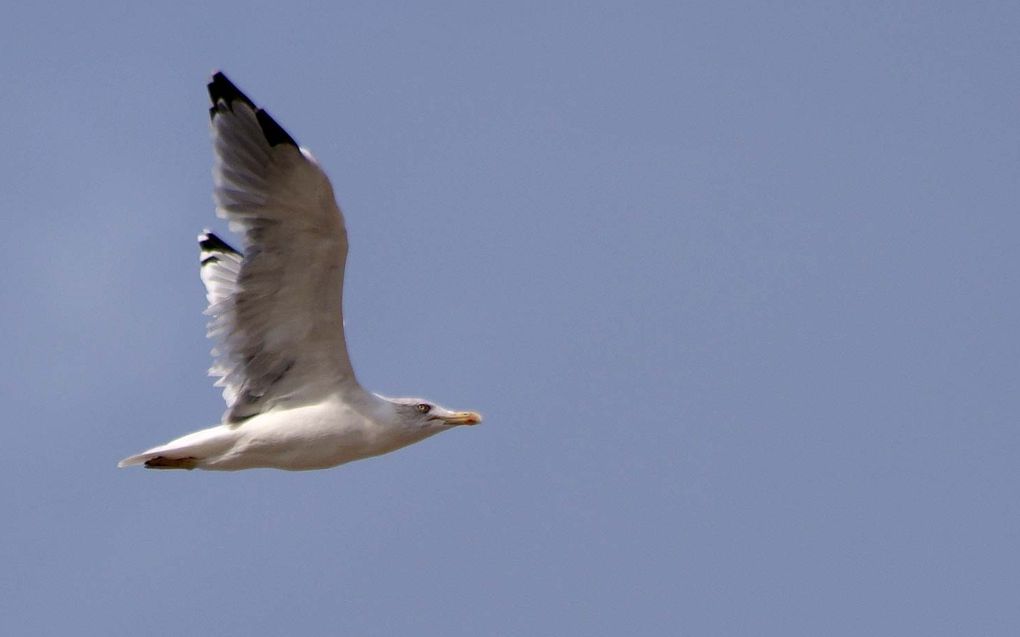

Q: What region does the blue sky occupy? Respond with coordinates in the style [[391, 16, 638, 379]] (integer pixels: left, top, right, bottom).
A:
[[2, 1, 1018, 634]]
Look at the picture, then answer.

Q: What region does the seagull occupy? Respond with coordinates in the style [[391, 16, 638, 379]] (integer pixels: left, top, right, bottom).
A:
[[119, 72, 481, 471]]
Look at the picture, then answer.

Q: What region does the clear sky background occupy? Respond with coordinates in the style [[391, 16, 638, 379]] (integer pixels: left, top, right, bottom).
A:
[[2, 2, 1018, 635]]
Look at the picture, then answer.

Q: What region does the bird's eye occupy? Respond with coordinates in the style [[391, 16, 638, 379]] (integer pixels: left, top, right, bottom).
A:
[[416, 403, 431, 414]]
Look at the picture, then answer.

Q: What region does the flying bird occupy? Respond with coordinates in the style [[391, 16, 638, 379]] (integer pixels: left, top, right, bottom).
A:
[[119, 72, 481, 471]]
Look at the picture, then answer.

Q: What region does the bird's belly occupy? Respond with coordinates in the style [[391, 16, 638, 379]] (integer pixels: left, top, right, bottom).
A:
[[202, 402, 405, 471]]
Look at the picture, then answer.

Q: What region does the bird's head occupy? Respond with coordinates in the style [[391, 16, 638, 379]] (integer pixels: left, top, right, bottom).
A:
[[389, 397, 483, 431]]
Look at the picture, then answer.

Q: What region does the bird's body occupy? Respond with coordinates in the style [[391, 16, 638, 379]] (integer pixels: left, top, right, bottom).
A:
[[119, 72, 480, 472], [121, 389, 444, 471]]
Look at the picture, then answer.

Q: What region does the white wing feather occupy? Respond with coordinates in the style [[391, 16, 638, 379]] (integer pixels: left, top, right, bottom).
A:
[[204, 72, 354, 423]]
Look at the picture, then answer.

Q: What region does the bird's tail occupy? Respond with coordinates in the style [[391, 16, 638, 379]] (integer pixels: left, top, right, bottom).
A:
[[117, 424, 233, 470], [117, 452, 157, 468]]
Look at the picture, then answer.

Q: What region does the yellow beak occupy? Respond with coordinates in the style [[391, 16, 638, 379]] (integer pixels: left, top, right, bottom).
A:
[[442, 411, 483, 426]]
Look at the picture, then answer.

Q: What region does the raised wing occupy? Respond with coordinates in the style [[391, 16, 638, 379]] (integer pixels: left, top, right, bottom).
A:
[[204, 71, 354, 423]]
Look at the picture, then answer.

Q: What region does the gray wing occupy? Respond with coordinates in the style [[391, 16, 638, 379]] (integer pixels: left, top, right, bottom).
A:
[[202, 72, 354, 423]]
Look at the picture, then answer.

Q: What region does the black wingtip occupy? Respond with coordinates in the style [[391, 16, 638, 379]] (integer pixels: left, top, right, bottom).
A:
[[207, 71, 255, 111], [207, 71, 299, 148], [199, 231, 242, 256], [255, 108, 298, 148]]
